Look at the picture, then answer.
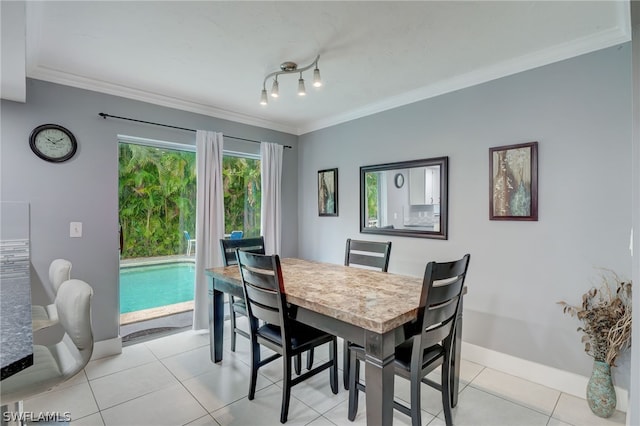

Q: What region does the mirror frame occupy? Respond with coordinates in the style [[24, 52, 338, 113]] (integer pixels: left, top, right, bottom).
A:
[[360, 156, 448, 239]]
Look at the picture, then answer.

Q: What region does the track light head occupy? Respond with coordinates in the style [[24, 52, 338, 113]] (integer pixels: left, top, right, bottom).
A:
[[313, 67, 322, 88], [298, 75, 306, 96]]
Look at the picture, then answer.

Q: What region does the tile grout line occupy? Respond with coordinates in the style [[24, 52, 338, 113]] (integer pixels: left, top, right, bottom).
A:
[[83, 369, 106, 426], [465, 381, 556, 419], [156, 347, 224, 425]]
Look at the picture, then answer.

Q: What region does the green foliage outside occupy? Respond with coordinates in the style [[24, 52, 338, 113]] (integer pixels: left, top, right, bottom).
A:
[[222, 156, 261, 237], [366, 172, 379, 223], [119, 143, 261, 259]]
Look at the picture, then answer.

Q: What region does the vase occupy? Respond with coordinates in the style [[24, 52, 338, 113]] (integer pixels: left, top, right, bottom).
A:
[[586, 360, 616, 418]]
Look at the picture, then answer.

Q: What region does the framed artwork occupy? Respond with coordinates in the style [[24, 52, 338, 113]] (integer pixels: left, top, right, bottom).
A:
[[489, 141, 538, 221], [318, 168, 338, 216]]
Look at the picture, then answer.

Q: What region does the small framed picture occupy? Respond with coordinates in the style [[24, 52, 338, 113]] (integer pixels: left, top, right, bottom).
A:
[[318, 168, 338, 216], [489, 141, 538, 221]]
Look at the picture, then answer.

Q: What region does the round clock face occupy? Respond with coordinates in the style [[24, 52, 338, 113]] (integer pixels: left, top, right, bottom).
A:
[[29, 124, 77, 163], [394, 173, 405, 188]]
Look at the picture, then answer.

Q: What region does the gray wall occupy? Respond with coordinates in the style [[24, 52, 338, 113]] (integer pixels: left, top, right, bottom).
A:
[[298, 44, 632, 387], [1, 79, 299, 343]]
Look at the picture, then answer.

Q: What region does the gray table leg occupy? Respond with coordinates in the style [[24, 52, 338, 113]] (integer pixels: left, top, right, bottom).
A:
[[364, 330, 396, 426], [208, 283, 225, 363]]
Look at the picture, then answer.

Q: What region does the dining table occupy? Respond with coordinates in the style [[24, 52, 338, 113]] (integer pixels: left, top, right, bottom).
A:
[[0, 239, 34, 381], [206, 257, 465, 426]]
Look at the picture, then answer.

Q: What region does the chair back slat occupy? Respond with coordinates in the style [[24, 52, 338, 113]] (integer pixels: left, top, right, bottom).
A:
[[240, 266, 278, 291], [421, 318, 455, 348], [430, 259, 469, 281], [344, 238, 392, 272], [347, 253, 388, 270], [220, 236, 265, 266], [244, 285, 282, 325], [423, 298, 459, 328], [425, 278, 465, 307], [348, 239, 390, 254]]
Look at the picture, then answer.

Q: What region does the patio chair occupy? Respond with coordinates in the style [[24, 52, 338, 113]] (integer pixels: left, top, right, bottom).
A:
[[183, 231, 196, 256]]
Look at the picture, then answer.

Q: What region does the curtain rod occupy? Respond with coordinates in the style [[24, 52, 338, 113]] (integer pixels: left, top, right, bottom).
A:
[[98, 112, 292, 149]]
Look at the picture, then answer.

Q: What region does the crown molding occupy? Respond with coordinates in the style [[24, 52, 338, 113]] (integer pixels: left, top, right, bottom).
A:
[[26, 66, 299, 135], [299, 23, 631, 135], [26, 3, 630, 138]]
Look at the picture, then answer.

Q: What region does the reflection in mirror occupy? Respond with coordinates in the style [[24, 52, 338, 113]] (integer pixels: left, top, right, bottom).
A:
[[360, 157, 448, 239]]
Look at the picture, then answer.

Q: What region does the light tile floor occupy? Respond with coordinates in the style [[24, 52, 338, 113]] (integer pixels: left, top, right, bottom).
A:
[[19, 320, 627, 426]]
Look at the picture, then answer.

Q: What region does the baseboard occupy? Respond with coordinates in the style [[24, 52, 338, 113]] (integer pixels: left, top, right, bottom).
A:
[[462, 342, 628, 413], [90, 336, 122, 360]]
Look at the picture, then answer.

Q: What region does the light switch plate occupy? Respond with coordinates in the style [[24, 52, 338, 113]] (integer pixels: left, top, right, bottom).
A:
[[70, 222, 82, 238]]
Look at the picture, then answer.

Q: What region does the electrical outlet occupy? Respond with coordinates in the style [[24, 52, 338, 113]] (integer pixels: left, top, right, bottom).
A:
[[70, 222, 82, 238]]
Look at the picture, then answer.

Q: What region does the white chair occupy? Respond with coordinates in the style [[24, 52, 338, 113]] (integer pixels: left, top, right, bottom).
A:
[[1, 279, 94, 407], [31, 259, 72, 331], [183, 231, 196, 256]]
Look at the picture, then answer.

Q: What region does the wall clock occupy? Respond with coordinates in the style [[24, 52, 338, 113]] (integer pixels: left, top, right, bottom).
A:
[[394, 173, 405, 188], [29, 124, 77, 163]]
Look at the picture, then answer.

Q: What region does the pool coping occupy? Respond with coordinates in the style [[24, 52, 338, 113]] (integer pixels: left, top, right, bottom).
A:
[[119, 255, 196, 325], [120, 255, 195, 267], [120, 301, 195, 325]]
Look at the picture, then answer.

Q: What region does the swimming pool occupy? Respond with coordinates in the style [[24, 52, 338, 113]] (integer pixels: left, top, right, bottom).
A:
[[120, 262, 195, 314]]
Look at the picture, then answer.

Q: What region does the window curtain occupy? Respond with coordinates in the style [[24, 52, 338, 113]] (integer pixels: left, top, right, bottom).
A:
[[260, 142, 283, 255], [193, 131, 225, 330]]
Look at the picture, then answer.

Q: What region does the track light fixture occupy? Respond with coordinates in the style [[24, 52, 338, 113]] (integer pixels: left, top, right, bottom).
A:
[[260, 55, 321, 105]]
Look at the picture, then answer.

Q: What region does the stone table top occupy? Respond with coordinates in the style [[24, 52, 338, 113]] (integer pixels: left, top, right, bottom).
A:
[[207, 257, 424, 334], [1, 239, 33, 380]]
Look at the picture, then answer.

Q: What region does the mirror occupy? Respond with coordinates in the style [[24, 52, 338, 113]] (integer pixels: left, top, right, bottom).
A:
[[360, 157, 448, 239]]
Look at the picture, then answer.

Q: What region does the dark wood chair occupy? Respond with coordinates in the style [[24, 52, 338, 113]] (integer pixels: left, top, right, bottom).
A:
[[236, 250, 338, 424], [341, 238, 392, 389], [219, 236, 265, 352], [347, 254, 470, 426]]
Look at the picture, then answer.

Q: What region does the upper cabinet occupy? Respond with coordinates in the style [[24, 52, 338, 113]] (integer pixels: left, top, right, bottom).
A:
[[409, 166, 440, 205]]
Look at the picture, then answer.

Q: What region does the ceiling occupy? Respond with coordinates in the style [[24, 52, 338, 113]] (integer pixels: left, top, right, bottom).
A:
[[11, 1, 633, 135]]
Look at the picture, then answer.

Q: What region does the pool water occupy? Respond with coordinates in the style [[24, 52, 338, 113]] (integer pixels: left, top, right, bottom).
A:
[[120, 262, 195, 314]]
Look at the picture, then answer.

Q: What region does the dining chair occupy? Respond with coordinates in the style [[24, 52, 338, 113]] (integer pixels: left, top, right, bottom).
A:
[[1, 279, 94, 412], [31, 258, 72, 331], [347, 254, 470, 426], [341, 238, 392, 388], [236, 250, 338, 423], [219, 236, 265, 352]]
